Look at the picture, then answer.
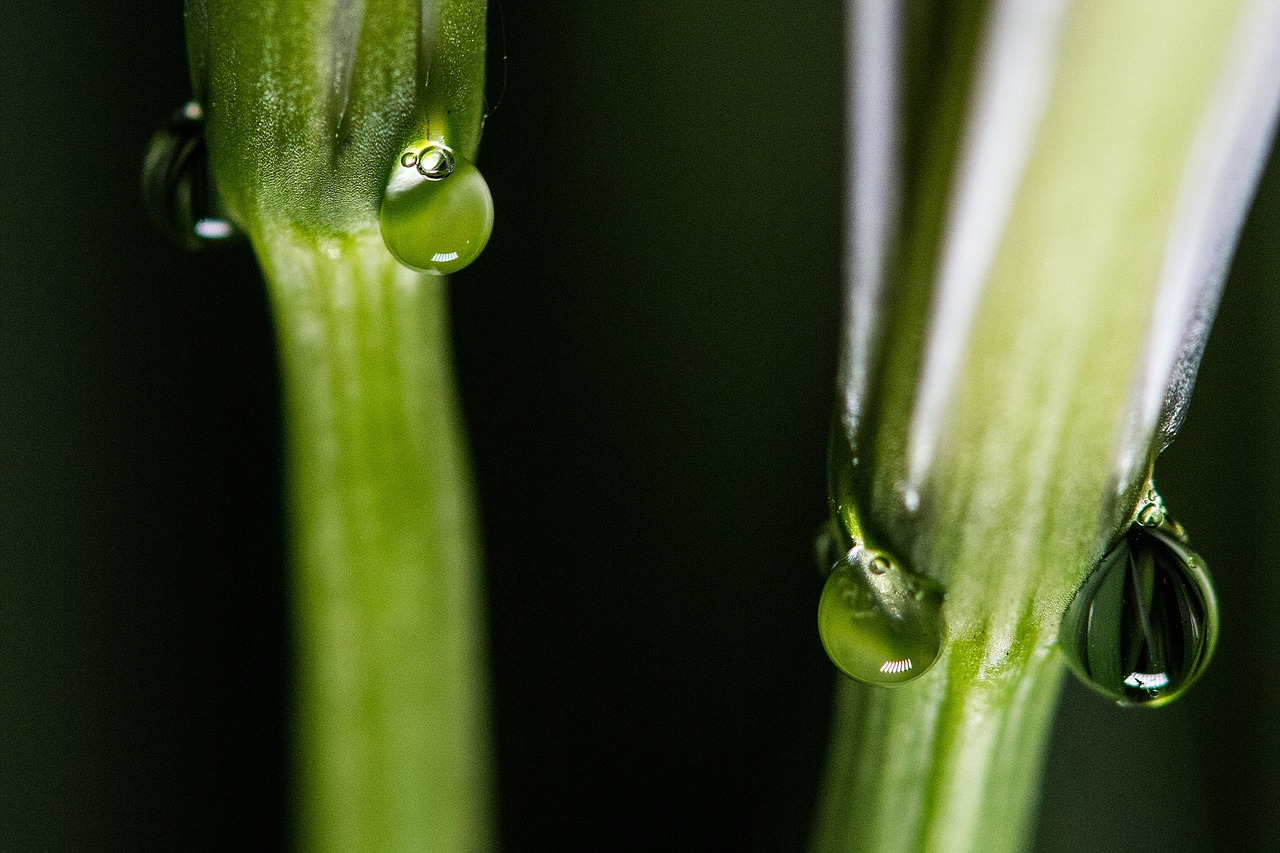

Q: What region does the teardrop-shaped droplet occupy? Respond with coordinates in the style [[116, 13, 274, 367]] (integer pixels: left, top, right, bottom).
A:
[[818, 546, 944, 685], [141, 101, 239, 251], [1059, 522, 1218, 707], [380, 143, 494, 275]]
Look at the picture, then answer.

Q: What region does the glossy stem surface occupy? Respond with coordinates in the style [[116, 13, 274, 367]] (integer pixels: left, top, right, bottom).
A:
[[816, 0, 1275, 851], [260, 230, 491, 853]]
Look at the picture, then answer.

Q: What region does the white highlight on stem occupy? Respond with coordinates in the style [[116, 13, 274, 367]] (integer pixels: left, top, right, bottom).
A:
[[904, 0, 1071, 498], [1113, 0, 1280, 493], [840, 0, 902, 436]]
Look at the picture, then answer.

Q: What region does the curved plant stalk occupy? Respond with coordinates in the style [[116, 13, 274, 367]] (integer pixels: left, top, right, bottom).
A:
[[814, 1, 1280, 851], [185, 1, 492, 850]]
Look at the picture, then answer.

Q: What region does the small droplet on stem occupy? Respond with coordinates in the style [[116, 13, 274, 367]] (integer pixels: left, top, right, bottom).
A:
[[141, 101, 240, 251], [380, 142, 493, 275], [818, 546, 944, 686], [1136, 487, 1167, 528]]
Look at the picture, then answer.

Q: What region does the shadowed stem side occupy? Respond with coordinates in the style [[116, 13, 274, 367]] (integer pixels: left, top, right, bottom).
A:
[[259, 231, 491, 853]]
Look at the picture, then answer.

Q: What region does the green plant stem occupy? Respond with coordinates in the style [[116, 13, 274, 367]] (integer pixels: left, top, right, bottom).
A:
[[813, 646, 1065, 853], [814, 2, 1268, 851], [259, 229, 491, 853]]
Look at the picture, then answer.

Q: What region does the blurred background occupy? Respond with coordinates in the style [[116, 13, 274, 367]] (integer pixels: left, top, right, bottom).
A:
[[1, 2, 1276, 850]]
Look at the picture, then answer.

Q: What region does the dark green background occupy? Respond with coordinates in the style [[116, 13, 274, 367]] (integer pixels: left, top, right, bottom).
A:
[[1, 2, 1276, 850]]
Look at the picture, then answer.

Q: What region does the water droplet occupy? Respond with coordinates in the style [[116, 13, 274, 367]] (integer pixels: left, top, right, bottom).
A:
[[818, 546, 944, 685], [1059, 522, 1218, 707], [380, 143, 493, 275], [141, 101, 239, 251]]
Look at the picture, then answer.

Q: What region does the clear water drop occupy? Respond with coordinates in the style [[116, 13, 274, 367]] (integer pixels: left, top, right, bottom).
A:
[[1059, 520, 1218, 707], [818, 546, 944, 685], [380, 143, 494, 275], [141, 101, 239, 251]]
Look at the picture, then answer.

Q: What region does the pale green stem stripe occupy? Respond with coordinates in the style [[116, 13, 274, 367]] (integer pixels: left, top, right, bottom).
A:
[[259, 231, 492, 853]]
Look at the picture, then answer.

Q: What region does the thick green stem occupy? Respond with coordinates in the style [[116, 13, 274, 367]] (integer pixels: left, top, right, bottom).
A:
[[815, 1, 1278, 850], [260, 230, 491, 853]]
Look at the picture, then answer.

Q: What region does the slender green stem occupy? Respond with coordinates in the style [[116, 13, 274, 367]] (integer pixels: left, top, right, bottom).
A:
[[259, 229, 491, 853], [188, 0, 492, 847]]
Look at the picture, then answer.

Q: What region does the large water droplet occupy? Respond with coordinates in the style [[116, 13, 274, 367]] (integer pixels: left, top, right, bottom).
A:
[[818, 546, 944, 685], [1059, 522, 1218, 707], [380, 143, 494, 275], [141, 102, 239, 250]]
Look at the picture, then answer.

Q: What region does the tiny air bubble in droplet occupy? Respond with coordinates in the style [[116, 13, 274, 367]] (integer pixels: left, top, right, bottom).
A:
[[415, 145, 456, 180], [1136, 487, 1167, 528]]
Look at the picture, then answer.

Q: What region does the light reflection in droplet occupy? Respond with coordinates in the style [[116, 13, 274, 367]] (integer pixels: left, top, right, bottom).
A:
[[879, 659, 914, 675], [194, 218, 235, 240]]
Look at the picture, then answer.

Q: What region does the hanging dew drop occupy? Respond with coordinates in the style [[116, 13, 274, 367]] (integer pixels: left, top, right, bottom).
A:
[[141, 101, 239, 251], [819, 407, 944, 685], [380, 143, 494, 275], [1059, 519, 1218, 707], [817, 546, 944, 685]]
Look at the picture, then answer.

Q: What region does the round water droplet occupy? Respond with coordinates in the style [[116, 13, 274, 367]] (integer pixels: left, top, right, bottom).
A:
[[380, 144, 493, 275], [141, 101, 239, 251], [1059, 522, 1218, 707], [818, 547, 944, 685]]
